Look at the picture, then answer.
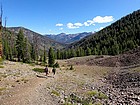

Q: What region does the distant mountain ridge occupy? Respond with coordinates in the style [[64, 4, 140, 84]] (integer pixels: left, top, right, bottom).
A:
[[7, 27, 65, 50], [45, 32, 92, 44]]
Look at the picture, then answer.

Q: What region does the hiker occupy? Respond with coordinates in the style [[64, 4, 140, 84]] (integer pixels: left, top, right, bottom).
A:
[[44, 65, 49, 76], [52, 66, 56, 77]]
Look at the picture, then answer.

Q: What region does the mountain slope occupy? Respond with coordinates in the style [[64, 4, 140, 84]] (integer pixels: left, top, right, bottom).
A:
[[8, 27, 65, 50], [46, 32, 92, 44], [69, 9, 140, 55]]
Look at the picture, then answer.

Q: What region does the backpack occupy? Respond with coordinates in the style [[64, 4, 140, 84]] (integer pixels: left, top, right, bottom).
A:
[[45, 67, 48, 72]]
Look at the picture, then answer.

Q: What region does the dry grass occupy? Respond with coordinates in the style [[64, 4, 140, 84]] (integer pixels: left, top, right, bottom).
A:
[[131, 67, 140, 72], [0, 87, 6, 95]]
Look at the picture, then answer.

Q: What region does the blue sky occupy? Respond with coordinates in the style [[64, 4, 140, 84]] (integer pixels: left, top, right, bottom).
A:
[[1, 0, 140, 34]]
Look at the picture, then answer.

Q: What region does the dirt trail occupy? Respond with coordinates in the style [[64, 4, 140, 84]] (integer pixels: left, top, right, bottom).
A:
[[0, 61, 61, 105], [0, 60, 108, 105]]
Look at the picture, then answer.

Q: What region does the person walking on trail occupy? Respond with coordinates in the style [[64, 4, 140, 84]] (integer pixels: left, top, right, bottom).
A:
[[52, 66, 56, 77], [44, 65, 49, 76]]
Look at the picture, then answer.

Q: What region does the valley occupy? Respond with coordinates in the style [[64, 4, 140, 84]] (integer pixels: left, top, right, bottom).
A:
[[0, 51, 140, 105]]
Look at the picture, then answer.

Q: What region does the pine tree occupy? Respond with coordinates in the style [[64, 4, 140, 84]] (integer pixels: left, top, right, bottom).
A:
[[80, 47, 85, 56], [16, 29, 25, 62], [112, 44, 119, 55], [102, 46, 108, 55], [3, 39, 9, 59], [23, 38, 31, 63], [8, 44, 12, 61], [57, 49, 61, 59], [48, 47, 55, 67], [76, 48, 80, 57], [31, 44, 36, 61], [70, 49, 76, 57], [43, 46, 47, 63], [93, 48, 98, 55], [86, 47, 91, 56]]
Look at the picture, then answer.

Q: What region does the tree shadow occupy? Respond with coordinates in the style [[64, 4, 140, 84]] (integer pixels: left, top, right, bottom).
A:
[[36, 75, 53, 78]]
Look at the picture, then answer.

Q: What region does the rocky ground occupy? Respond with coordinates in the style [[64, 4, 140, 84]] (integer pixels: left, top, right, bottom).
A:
[[100, 67, 140, 105], [68, 47, 140, 67], [0, 55, 140, 105]]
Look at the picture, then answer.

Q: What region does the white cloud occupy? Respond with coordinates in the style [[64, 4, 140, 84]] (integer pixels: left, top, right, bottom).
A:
[[93, 16, 114, 23], [99, 27, 104, 30], [84, 20, 95, 26], [67, 22, 83, 29], [57, 16, 114, 29], [59, 28, 63, 30], [95, 27, 104, 32], [56, 23, 63, 27], [74, 23, 83, 27]]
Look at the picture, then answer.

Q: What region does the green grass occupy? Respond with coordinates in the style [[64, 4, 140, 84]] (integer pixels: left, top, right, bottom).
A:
[[87, 90, 108, 99], [32, 68, 44, 73], [0, 58, 3, 64], [0, 73, 7, 78], [64, 103, 73, 105], [87, 90, 98, 96], [0, 65, 4, 68], [97, 92, 108, 99], [131, 67, 140, 72], [40, 62, 46, 66], [0, 87, 6, 95], [93, 102, 102, 105], [51, 90, 60, 96], [29, 63, 35, 66]]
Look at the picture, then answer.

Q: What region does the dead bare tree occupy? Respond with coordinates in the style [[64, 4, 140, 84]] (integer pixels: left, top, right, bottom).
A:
[[0, 4, 3, 58]]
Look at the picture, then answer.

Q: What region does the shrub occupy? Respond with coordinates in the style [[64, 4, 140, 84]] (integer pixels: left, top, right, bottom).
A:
[[87, 90, 108, 99], [51, 90, 60, 96], [93, 102, 102, 105], [0, 65, 4, 68], [97, 92, 108, 99], [70, 65, 74, 70], [87, 90, 98, 96], [0, 87, 6, 95], [54, 62, 60, 68], [32, 68, 44, 73]]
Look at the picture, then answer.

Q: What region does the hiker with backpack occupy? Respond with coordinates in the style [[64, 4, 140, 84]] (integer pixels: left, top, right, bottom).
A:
[[52, 66, 56, 77], [44, 65, 49, 76]]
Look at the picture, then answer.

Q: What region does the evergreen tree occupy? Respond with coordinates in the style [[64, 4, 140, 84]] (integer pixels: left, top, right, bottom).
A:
[[23, 38, 31, 63], [16, 29, 25, 62], [8, 44, 12, 61], [57, 49, 61, 59], [31, 44, 36, 61], [76, 48, 80, 57], [102, 46, 108, 55], [80, 47, 85, 56], [70, 49, 76, 57], [3, 39, 9, 59], [48, 47, 55, 67], [127, 40, 135, 50], [86, 47, 91, 56], [43, 46, 47, 63], [93, 48, 98, 55], [112, 44, 119, 55]]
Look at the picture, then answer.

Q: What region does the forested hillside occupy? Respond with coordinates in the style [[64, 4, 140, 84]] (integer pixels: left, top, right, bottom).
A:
[[2, 27, 64, 62], [60, 9, 140, 59], [8, 27, 65, 50]]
